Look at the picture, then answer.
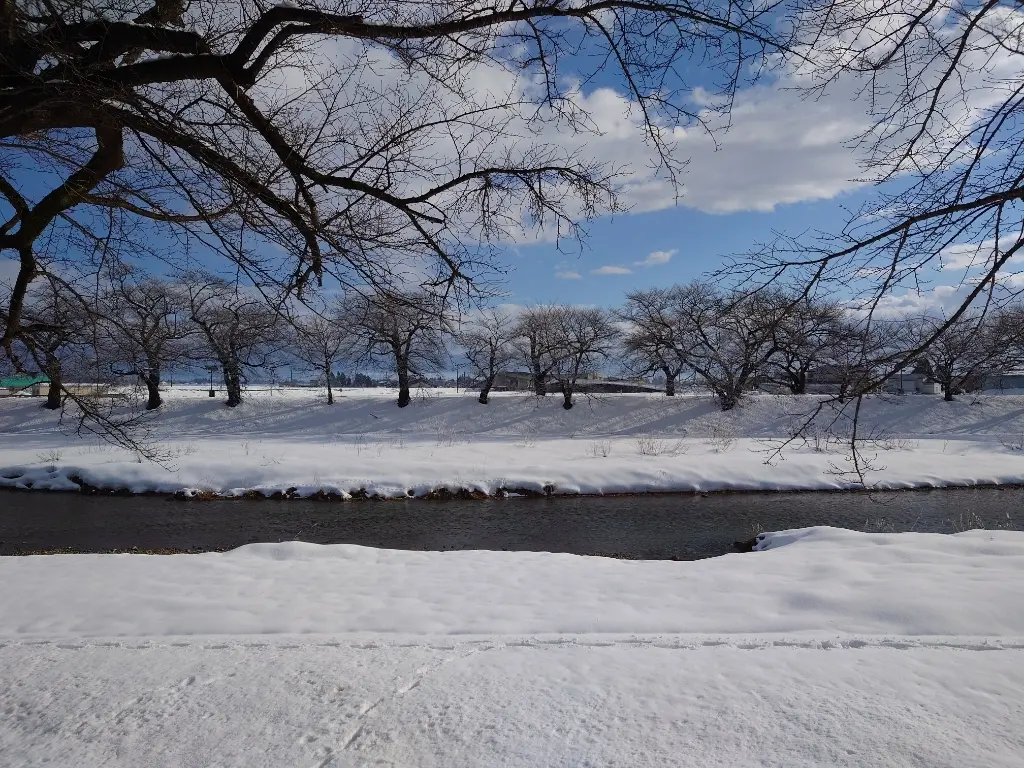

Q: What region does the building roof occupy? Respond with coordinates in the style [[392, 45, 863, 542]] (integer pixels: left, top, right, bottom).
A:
[[0, 375, 50, 388]]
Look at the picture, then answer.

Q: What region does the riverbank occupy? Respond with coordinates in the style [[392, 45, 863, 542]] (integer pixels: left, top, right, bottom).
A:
[[3, 527, 1023, 765], [3, 388, 1024, 497]]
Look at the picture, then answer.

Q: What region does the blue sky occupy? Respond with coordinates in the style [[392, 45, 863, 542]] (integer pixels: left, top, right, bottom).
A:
[[501, 189, 871, 306]]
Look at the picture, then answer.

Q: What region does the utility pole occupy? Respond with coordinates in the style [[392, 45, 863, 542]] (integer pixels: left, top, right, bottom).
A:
[[205, 364, 218, 397]]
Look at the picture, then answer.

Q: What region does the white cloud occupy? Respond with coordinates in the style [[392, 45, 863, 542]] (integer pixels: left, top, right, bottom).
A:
[[592, 265, 632, 275], [867, 286, 969, 316], [669, 87, 867, 213], [633, 249, 676, 267], [938, 235, 1024, 273], [276, 33, 875, 237], [555, 270, 583, 279], [552, 7, 1024, 218], [864, 283, 1020, 317], [529, 79, 872, 217], [260, 11, 1012, 249]]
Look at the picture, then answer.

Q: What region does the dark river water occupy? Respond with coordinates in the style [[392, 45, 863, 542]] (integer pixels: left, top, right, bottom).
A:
[[1, 487, 1021, 559]]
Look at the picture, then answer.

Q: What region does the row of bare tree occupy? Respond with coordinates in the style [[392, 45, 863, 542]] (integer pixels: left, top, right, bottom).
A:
[[5, 271, 439, 411], [10, 271, 1024, 414], [467, 288, 1024, 411], [619, 286, 1024, 408]]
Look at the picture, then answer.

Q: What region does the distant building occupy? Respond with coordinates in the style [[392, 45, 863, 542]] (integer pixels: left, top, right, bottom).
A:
[[491, 371, 660, 394], [799, 367, 945, 395], [0, 375, 50, 397], [577, 379, 662, 394], [984, 371, 1024, 391], [492, 371, 535, 391], [793, 366, 857, 394], [881, 370, 943, 395]]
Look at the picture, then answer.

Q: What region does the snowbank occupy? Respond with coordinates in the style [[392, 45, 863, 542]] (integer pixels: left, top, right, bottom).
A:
[[3, 527, 1023, 640], [3, 529, 1024, 766], [4, 389, 1024, 496]]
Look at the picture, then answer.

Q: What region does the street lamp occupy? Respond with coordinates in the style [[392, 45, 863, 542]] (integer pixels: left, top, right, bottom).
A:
[[205, 365, 218, 397]]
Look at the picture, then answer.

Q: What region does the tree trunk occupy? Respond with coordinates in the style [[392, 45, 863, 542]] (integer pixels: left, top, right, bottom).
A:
[[718, 389, 738, 411], [223, 362, 242, 407], [532, 366, 546, 396], [43, 363, 62, 410], [144, 374, 162, 410], [478, 374, 495, 404], [664, 369, 675, 396], [944, 386, 954, 402], [143, 359, 162, 410], [396, 357, 411, 407], [325, 368, 334, 405], [791, 370, 807, 395], [561, 383, 574, 410]]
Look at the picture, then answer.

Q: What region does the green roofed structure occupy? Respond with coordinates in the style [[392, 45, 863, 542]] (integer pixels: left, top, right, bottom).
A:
[[0, 375, 50, 396]]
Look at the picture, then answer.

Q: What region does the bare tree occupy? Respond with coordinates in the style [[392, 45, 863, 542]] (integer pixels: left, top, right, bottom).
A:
[[765, 296, 847, 395], [814, 320, 893, 401], [21, 278, 92, 409], [902, 313, 1020, 402], [513, 305, 564, 396], [550, 306, 619, 410], [458, 309, 517, 404], [996, 306, 1024, 381], [349, 292, 450, 407], [1, 269, 154, 451], [617, 287, 690, 396], [679, 283, 786, 410], [0, 0, 787, 409], [187, 278, 282, 407], [291, 304, 353, 405], [101, 269, 191, 410]]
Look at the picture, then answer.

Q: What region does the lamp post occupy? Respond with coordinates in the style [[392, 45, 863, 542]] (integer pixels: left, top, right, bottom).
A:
[[205, 365, 218, 397]]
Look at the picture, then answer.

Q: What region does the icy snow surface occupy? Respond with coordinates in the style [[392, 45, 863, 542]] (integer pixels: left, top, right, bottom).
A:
[[3, 387, 1024, 495], [2, 528, 1024, 765]]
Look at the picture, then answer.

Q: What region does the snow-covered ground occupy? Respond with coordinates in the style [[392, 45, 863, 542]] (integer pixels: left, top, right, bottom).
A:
[[2, 528, 1023, 765], [2, 387, 1024, 496]]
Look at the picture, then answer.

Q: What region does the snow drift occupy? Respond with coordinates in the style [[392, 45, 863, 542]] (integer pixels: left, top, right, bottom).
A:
[[3, 527, 1023, 640]]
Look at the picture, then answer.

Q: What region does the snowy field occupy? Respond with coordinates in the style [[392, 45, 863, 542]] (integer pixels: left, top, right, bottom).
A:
[[3, 386, 1024, 495], [2, 527, 1023, 765]]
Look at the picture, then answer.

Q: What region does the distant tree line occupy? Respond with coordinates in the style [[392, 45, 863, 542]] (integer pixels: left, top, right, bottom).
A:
[[8, 270, 1024, 415]]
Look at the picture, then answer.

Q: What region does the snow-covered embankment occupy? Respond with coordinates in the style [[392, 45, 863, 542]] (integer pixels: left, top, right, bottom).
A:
[[3, 389, 1024, 497]]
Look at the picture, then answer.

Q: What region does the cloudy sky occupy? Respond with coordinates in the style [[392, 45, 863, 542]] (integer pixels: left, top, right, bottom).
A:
[[502, 76, 876, 308], [488, 3, 1024, 314]]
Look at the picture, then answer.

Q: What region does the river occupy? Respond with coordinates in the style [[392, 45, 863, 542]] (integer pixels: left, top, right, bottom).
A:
[[1, 487, 1019, 558]]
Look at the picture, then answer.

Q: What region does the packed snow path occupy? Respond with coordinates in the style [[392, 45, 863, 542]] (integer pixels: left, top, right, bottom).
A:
[[5, 388, 1024, 495], [2, 528, 1023, 766], [5, 639, 1022, 767]]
